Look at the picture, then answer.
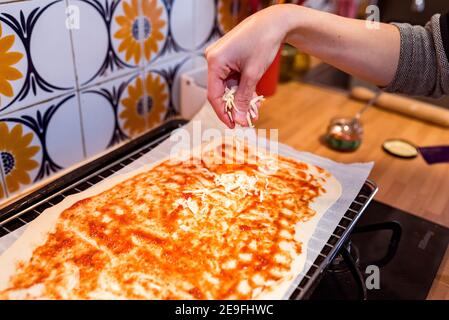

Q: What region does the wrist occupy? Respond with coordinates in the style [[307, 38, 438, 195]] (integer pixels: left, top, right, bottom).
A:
[[255, 4, 303, 44], [270, 4, 307, 44]]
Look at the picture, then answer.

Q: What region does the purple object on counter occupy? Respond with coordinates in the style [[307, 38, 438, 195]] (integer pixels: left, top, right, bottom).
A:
[[418, 145, 449, 164]]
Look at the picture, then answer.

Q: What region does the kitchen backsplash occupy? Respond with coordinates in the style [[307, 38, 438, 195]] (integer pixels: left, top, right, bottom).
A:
[[0, 0, 237, 203]]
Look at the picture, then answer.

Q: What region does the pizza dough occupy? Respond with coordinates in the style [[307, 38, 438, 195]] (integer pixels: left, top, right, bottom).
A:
[[0, 138, 341, 299]]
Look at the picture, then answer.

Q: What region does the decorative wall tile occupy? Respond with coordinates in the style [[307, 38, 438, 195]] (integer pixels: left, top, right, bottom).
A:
[[173, 55, 207, 111], [114, 69, 169, 134], [151, 0, 217, 65], [0, 0, 222, 203], [0, 93, 84, 198], [0, 120, 42, 198], [168, 0, 194, 52], [0, 0, 77, 114], [139, 0, 168, 64], [140, 69, 170, 130], [0, 171, 6, 201], [112, 0, 145, 66], [143, 56, 176, 119], [116, 74, 146, 137], [78, 86, 117, 158], [68, 0, 141, 88], [192, 0, 216, 50], [78, 70, 169, 157], [147, 54, 206, 116], [67, 0, 112, 87], [0, 17, 26, 112], [78, 72, 140, 157], [69, 0, 170, 88], [44, 95, 85, 168]]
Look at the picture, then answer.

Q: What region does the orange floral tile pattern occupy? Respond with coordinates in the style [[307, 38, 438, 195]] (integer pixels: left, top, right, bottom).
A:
[[0, 123, 40, 194], [142, 0, 166, 61], [0, 22, 23, 105], [119, 73, 167, 136], [145, 72, 167, 128], [114, 0, 166, 64], [120, 76, 146, 136]]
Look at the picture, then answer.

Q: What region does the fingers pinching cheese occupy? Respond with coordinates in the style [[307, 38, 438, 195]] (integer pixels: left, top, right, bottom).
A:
[[222, 86, 265, 127]]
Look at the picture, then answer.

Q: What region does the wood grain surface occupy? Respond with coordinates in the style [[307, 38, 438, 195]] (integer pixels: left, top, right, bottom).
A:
[[257, 82, 449, 227]]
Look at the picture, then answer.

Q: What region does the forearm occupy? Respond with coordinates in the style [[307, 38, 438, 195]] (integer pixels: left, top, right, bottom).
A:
[[280, 5, 400, 87], [206, 4, 449, 129]]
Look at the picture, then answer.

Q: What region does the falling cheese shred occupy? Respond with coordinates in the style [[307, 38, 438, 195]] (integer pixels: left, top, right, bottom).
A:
[[222, 86, 265, 127]]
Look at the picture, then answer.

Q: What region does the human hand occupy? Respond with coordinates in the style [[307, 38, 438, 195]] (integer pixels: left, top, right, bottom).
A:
[[205, 5, 294, 128]]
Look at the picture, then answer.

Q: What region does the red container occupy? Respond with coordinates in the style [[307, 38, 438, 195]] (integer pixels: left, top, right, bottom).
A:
[[256, 47, 281, 97]]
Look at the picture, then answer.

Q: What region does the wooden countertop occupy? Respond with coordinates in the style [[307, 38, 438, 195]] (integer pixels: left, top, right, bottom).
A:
[[258, 82, 449, 226], [257, 82, 449, 299]]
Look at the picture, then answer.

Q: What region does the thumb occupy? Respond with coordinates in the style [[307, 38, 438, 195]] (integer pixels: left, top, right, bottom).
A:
[[233, 69, 260, 126]]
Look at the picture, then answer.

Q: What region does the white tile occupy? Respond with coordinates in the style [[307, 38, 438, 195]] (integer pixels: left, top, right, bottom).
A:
[[68, 0, 111, 87], [0, 0, 77, 114], [170, 0, 194, 51], [78, 73, 139, 158], [170, 0, 215, 52], [30, 2, 76, 88], [147, 54, 206, 115], [79, 87, 117, 158], [192, 0, 216, 50], [79, 71, 147, 145], [69, 0, 144, 88], [0, 151, 8, 202], [45, 94, 85, 168], [174, 55, 207, 113]]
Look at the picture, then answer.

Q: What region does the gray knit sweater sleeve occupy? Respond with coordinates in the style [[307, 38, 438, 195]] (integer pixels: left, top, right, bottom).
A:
[[384, 14, 449, 98]]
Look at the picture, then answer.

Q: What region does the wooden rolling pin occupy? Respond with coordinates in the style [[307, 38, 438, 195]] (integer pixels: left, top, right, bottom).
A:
[[350, 86, 449, 128]]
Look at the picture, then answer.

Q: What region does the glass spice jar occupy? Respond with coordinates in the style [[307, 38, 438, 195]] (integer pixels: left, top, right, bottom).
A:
[[325, 117, 363, 151]]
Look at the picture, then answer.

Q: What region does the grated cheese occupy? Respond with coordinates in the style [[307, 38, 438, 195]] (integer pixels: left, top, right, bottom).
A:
[[181, 171, 270, 211], [175, 197, 199, 215], [176, 143, 277, 213], [222, 86, 264, 127]]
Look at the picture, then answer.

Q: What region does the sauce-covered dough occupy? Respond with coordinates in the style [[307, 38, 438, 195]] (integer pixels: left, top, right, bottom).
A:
[[0, 139, 337, 299]]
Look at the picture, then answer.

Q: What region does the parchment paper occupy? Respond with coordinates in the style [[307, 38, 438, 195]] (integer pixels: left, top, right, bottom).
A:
[[0, 103, 373, 299]]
